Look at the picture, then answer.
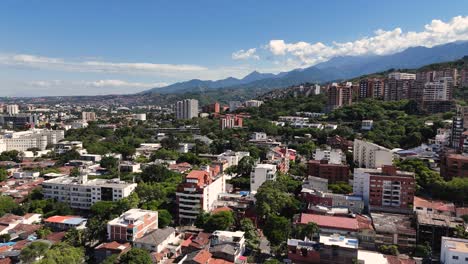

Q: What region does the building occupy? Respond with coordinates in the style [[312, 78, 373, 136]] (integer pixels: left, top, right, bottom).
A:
[[175, 170, 226, 225], [44, 215, 87, 231], [250, 163, 277, 193], [417, 211, 465, 253], [202, 102, 220, 113], [413, 196, 455, 216], [94, 241, 131, 263], [42, 175, 137, 210], [217, 150, 250, 169], [244, 100, 263, 108], [219, 114, 243, 130], [209, 230, 246, 263], [440, 236, 468, 264], [134, 227, 177, 253], [353, 139, 393, 169], [423, 77, 453, 101], [359, 78, 384, 99], [451, 114, 464, 149], [81, 111, 96, 122], [287, 234, 358, 264], [440, 153, 468, 180], [6, 105, 19, 115], [107, 209, 158, 242], [228, 101, 242, 112], [307, 160, 349, 184], [176, 99, 199, 120], [371, 212, 416, 251], [384, 78, 414, 101], [361, 120, 374, 131], [353, 166, 415, 213], [54, 141, 83, 154], [313, 147, 345, 165], [133, 113, 147, 121], [0, 114, 38, 128], [0, 129, 65, 152], [388, 72, 416, 80], [302, 176, 329, 192], [250, 132, 267, 141], [327, 83, 353, 111]]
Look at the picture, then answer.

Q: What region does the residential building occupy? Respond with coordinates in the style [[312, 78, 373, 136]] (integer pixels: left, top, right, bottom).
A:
[[209, 230, 246, 263], [5, 105, 19, 115], [228, 101, 242, 112], [359, 78, 384, 99], [416, 211, 464, 253], [353, 139, 393, 169], [414, 196, 455, 216], [81, 111, 96, 122], [313, 147, 345, 165], [440, 236, 468, 264], [250, 163, 277, 193], [327, 83, 353, 111], [353, 166, 415, 213], [388, 72, 416, 80], [302, 176, 329, 192], [423, 77, 453, 101], [244, 100, 263, 108], [42, 175, 137, 210], [250, 132, 267, 141], [287, 234, 358, 264], [107, 209, 158, 242], [176, 99, 199, 119], [202, 102, 220, 113], [361, 120, 374, 131], [307, 160, 349, 184], [133, 113, 146, 121], [94, 241, 131, 263], [175, 170, 226, 225], [134, 227, 177, 253], [44, 215, 87, 231], [371, 212, 416, 251], [217, 150, 250, 168], [119, 161, 141, 173], [440, 153, 468, 180], [451, 114, 464, 149], [54, 141, 83, 154], [384, 78, 414, 101], [220, 114, 243, 130], [0, 114, 38, 128]]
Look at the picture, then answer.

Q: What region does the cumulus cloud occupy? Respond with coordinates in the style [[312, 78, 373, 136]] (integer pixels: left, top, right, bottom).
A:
[[28, 79, 168, 89], [263, 16, 468, 66], [0, 54, 207, 76], [232, 48, 260, 60]]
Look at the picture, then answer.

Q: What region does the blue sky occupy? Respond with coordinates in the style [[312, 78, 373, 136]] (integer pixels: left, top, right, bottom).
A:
[[1, 0, 468, 96]]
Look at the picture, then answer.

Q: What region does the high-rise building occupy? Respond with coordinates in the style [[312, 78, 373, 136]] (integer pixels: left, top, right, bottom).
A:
[[175, 99, 199, 119], [353, 139, 393, 169], [359, 78, 384, 99], [6, 105, 19, 115], [450, 115, 464, 149], [202, 102, 220, 113], [327, 83, 353, 111], [353, 166, 415, 213], [423, 77, 453, 101], [250, 164, 277, 193], [384, 78, 414, 101], [244, 100, 263, 108], [175, 170, 225, 225], [0, 129, 64, 152], [307, 160, 349, 184], [388, 72, 416, 80], [0, 114, 38, 128], [219, 114, 243, 130], [82, 112, 96, 122]]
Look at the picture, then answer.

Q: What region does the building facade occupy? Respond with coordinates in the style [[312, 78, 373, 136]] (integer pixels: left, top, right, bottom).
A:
[[107, 209, 158, 242], [353, 139, 393, 169], [175, 99, 199, 119]]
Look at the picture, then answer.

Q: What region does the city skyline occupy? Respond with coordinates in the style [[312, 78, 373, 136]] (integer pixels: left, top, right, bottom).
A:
[[1, 0, 468, 96]]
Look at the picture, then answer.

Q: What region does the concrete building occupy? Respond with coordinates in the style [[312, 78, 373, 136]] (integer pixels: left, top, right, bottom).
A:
[[0, 113, 38, 128], [388, 72, 416, 80], [244, 100, 263, 108], [217, 150, 250, 168], [384, 78, 414, 101], [82, 111, 96, 122], [353, 166, 415, 213], [133, 113, 147, 121], [54, 141, 83, 154], [219, 114, 243, 130], [361, 120, 374, 131], [209, 230, 246, 263], [440, 236, 468, 264], [0, 129, 64, 152], [134, 227, 178, 254], [6, 105, 19, 115], [371, 212, 416, 251], [327, 83, 353, 111], [250, 132, 267, 141], [42, 175, 137, 209], [417, 212, 464, 253], [228, 101, 242, 112], [94, 241, 131, 263], [353, 139, 393, 169], [307, 160, 349, 184], [423, 77, 453, 101], [313, 147, 345, 165], [451, 114, 464, 149], [107, 209, 158, 242], [440, 153, 468, 180], [202, 102, 220, 113], [44, 215, 87, 231], [250, 163, 277, 193], [359, 78, 385, 99], [175, 99, 199, 120], [303, 176, 329, 192], [175, 170, 226, 225]]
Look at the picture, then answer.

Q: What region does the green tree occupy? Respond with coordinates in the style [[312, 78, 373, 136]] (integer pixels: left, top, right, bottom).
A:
[[378, 245, 399, 256], [100, 156, 119, 170], [237, 156, 256, 177], [64, 228, 86, 247], [120, 248, 152, 264], [20, 241, 50, 263], [36, 227, 52, 239], [240, 218, 260, 249], [0, 168, 8, 182], [203, 211, 235, 232], [36, 243, 84, 264], [0, 234, 10, 243], [0, 196, 18, 216], [158, 209, 173, 228], [328, 182, 353, 194], [263, 215, 291, 247], [292, 222, 319, 240]]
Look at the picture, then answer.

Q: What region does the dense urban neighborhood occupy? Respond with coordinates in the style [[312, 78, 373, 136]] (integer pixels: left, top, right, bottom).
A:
[[1, 57, 468, 264]]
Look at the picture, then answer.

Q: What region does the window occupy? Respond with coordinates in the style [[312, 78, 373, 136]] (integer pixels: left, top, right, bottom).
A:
[[452, 256, 458, 260]]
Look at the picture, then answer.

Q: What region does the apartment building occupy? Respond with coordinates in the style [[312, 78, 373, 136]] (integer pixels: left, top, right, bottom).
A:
[[175, 170, 226, 225], [353, 166, 415, 213], [107, 209, 158, 242], [353, 139, 393, 169], [219, 114, 243, 130], [175, 99, 199, 119], [0, 113, 38, 128], [440, 153, 468, 180], [388, 72, 416, 80], [359, 78, 384, 99], [42, 175, 137, 209], [250, 163, 277, 193], [423, 77, 453, 101], [327, 83, 353, 111], [244, 100, 263, 108], [82, 111, 96, 122], [54, 141, 83, 154], [202, 102, 220, 113], [210, 230, 246, 263], [313, 147, 345, 165], [440, 236, 468, 264], [6, 104, 19, 115], [307, 160, 349, 184], [417, 212, 464, 253], [0, 129, 64, 152], [384, 78, 414, 101]]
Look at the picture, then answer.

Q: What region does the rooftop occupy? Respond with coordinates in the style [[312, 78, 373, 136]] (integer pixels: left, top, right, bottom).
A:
[[134, 227, 175, 245], [414, 196, 455, 213], [299, 213, 362, 231], [108, 209, 158, 227], [319, 234, 359, 249], [416, 211, 464, 228], [43, 176, 136, 188], [44, 215, 87, 225], [371, 212, 416, 235], [442, 236, 468, 253]]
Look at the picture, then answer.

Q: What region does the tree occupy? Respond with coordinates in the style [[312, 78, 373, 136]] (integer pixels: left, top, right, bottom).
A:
[[263, 215, 290, 247], [20, 241, 50, 263], [36, 227, 52, 239], [140, 164, 181, 183], [378, 245, 399, 256], [100, 156, 119, 170], [158, 209, 172, 228], [120, 248, 152, 264], [255, 181, 299, 219], [150, 148, 179, 161], [237, 156, 256, 177], [328, 182, 353, 194], [414, 242, 431, 258], [240, 218, 260, 249], [64, 228, 86, 247], [36, 243, 84, 264], [264, 259, 281, 264], [202, 211, 235, 232], [0, 168, 8, 182], [292, 222, 319, 241], [0, 196, 18, 216], [0, 234, 10, 243], [101, 254, 119, 264]]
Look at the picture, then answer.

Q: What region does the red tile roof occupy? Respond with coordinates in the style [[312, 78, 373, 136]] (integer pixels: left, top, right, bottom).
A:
[[95, 241, 131, 252], [414, 196, 455, 213], [45, 232, 66, 244], [193, 250, 212, 264], [0, 258, 12, 264], [456, 207, 468, 217], [299, 213, 360, 231]]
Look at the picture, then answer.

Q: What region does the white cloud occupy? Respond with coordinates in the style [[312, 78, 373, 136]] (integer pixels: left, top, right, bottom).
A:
[[261, 16, 468, 66], [0, 54, 207, 76], [232, 48, 259, 60], [86, 79, 168, 88]]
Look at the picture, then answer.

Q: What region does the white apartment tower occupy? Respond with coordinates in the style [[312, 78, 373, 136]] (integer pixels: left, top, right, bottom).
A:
[[176, 99, 199, 119], [6, 105, 19, 115], [250, 163, 277, 193], [353, 139, 393, 169]]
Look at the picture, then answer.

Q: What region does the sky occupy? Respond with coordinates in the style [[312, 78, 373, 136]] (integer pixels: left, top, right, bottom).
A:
[[1, 0, 468, 96]]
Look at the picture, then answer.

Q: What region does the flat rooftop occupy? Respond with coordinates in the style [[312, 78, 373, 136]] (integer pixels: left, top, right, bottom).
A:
[[442, 236, 468, 253], [43, 176, 136, 188], [371, 212, 416, 235], [417, 211, 464, 228]]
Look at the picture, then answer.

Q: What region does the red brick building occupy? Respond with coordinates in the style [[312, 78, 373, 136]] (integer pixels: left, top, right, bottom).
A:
[[307, 160, 349, 183], [440, 153, 468, 180], [202, 102, 220, 113]]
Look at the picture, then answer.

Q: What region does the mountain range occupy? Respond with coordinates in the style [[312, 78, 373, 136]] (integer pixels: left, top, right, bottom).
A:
[[143, 41, 468, 94]]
